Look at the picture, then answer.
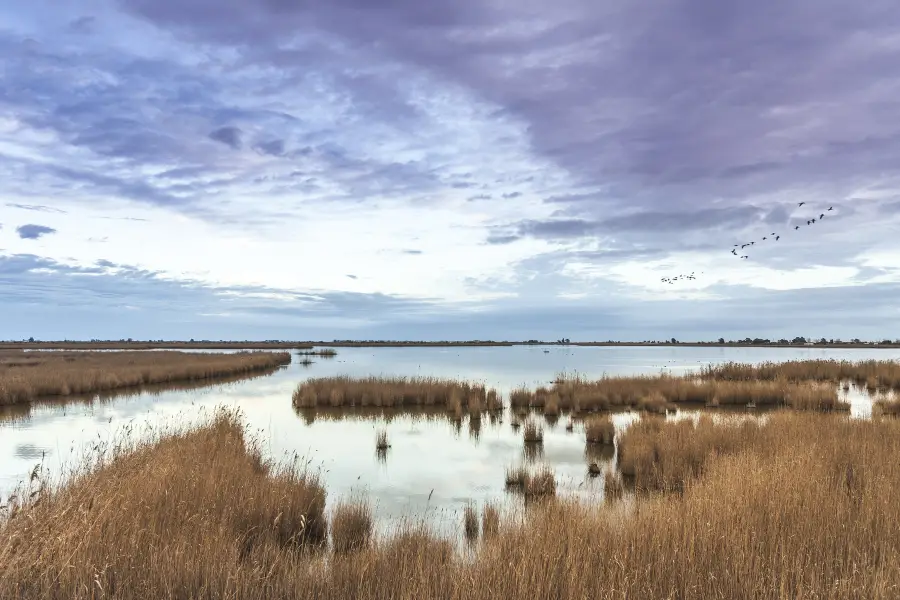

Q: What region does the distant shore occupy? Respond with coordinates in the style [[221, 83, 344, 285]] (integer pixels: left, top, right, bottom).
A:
[[3, 340, 900, 350]]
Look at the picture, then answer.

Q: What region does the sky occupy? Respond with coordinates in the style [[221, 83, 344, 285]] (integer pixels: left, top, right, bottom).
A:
[[1, 0, 900, 342]]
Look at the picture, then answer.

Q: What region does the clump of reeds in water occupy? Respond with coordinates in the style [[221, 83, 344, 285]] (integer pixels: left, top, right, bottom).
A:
[[524, 466, 556, 499], [523, 421, 544, 444], [584, 415, 615, 445], [331, 499, 373, 554], [375, 428, 390, 450], [463, 504, 479, 543], [784, 383, 849, 412], [699, 358, 900, 390], [543, 393, 560, 417], [0, 350, 292, 406], [481, 503, 499, 539], [604, 469, 624, 502], [297, 348, 338, 357], [510, 417, 522, 432], [292, 376, 498, 412], [505, 465, 527, 489]]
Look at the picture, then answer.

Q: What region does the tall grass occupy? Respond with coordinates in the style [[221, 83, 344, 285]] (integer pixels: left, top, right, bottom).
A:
[[699, 359, 900, 390], [463, 504, 479, 543], [4, 411, 900, 598], [0, 350, 291, 406], [509, 373, 849, 412], [522, 421, 544, 443], [332, 499, 374, 554], [292, 376, 500, 413]]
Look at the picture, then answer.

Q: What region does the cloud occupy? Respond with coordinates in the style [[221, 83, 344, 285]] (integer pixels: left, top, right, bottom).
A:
[[1, 1, 900, 340], [6, 204, 67, 214], [16, 224, 57, 240], [208, 126, 243, 149]]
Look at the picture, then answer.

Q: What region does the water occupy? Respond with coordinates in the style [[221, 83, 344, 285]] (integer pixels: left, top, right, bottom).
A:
[[2, 345, 898, 536]]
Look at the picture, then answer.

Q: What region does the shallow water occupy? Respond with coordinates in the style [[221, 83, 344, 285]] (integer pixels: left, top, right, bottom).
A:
[[1, 345, 897, 536]]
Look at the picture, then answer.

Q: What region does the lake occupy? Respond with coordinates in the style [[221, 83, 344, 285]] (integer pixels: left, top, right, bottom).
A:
[[2, 344, 897, 537]]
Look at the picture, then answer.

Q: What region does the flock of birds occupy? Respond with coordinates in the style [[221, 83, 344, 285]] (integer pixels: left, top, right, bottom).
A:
[[661, 201, 837, 284]]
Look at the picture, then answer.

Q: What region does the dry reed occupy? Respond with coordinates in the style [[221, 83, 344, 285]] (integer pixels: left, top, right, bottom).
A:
[[375, 429, 390, 450], [584, 415, 616, 444], [522, 421, 544, 443], [463, 504, 479, 543], [5, 412, 900, 598], [0, 350, 291, 406], [331, 500, 374, 554], [481, 503, 499, 539], [292, 376, 500, 413], [699, 359, 900, 390]]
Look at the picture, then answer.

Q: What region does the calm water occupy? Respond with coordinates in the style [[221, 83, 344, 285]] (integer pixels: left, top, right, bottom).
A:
[[2, 345, 897, 536]]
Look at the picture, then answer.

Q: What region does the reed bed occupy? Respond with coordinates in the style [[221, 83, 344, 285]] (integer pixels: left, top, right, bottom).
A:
[[331, 499, 374, 554], [699, 359, 900, 389], [510, 373, 848, 413], [874, 398, 900, 416], [481, 503, 499, 539], [298, 349, 338, 357], [4, 411, 900, 598], [292, 376, 500, 413], [617, 415, 768, 493], [0, 350, 291, 406]]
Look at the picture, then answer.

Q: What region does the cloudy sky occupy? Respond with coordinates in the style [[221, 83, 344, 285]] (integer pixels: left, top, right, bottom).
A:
[[1, 0, 899, 341]]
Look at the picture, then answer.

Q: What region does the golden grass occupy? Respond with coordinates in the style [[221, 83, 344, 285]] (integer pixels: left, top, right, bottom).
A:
[[0, 408, 328, 597], [292, 376, 500, 413], [481, 503, 499, 539], [584, 415, 616, 444], [331, 499, 374, 554], [617, 415, 767, 493], [509, 373, 849, 413], [5, 411, 900, 598], [524, 466, 556, 499], [700, 358, 900, 389], [874, 397, 900, 416], [0, 350, 291, 406], [0, 341, 314, 350], [603, 470, 624, 502]]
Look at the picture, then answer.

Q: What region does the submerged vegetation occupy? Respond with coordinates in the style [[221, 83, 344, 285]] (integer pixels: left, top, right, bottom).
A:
[[3, 407, 900, 598], [0, 350, 291, 406]]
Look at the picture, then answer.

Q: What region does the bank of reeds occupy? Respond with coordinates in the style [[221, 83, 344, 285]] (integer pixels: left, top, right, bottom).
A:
[[292, 376, 501, 413], [463, 504, 479, 542], [331, 500, 374, 554], [875, 398, 900, 416], [298, 349, 338, 357], [699, 359, 900, 390], [4, 411, 900, 598], [0, 350, 291, 406], [511, 374, 848, 413]]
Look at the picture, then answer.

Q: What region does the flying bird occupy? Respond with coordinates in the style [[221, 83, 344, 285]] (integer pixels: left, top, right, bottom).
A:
[[775, 235, 780, 241], [828, 206, 833, 211], [763, 236, 767, 240], [795, 225, 800, 230], [799, 202, 805, 207], [820, 213, 824, 219], [741, 255, 749, 259]]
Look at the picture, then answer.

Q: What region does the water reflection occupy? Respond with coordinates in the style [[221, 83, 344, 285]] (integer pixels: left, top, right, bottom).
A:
[[3, 344, 899, 539]]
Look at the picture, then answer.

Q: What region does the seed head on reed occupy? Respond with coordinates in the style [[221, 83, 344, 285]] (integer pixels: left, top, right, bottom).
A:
[[463, 503, 479, 543], [331, 499, 373, 554]]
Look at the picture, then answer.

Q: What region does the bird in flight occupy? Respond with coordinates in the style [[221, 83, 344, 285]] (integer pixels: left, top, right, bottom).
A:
[[799, 202, 805, 207], [828, 206, 833, 211], [775, 235, 780, 241]]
